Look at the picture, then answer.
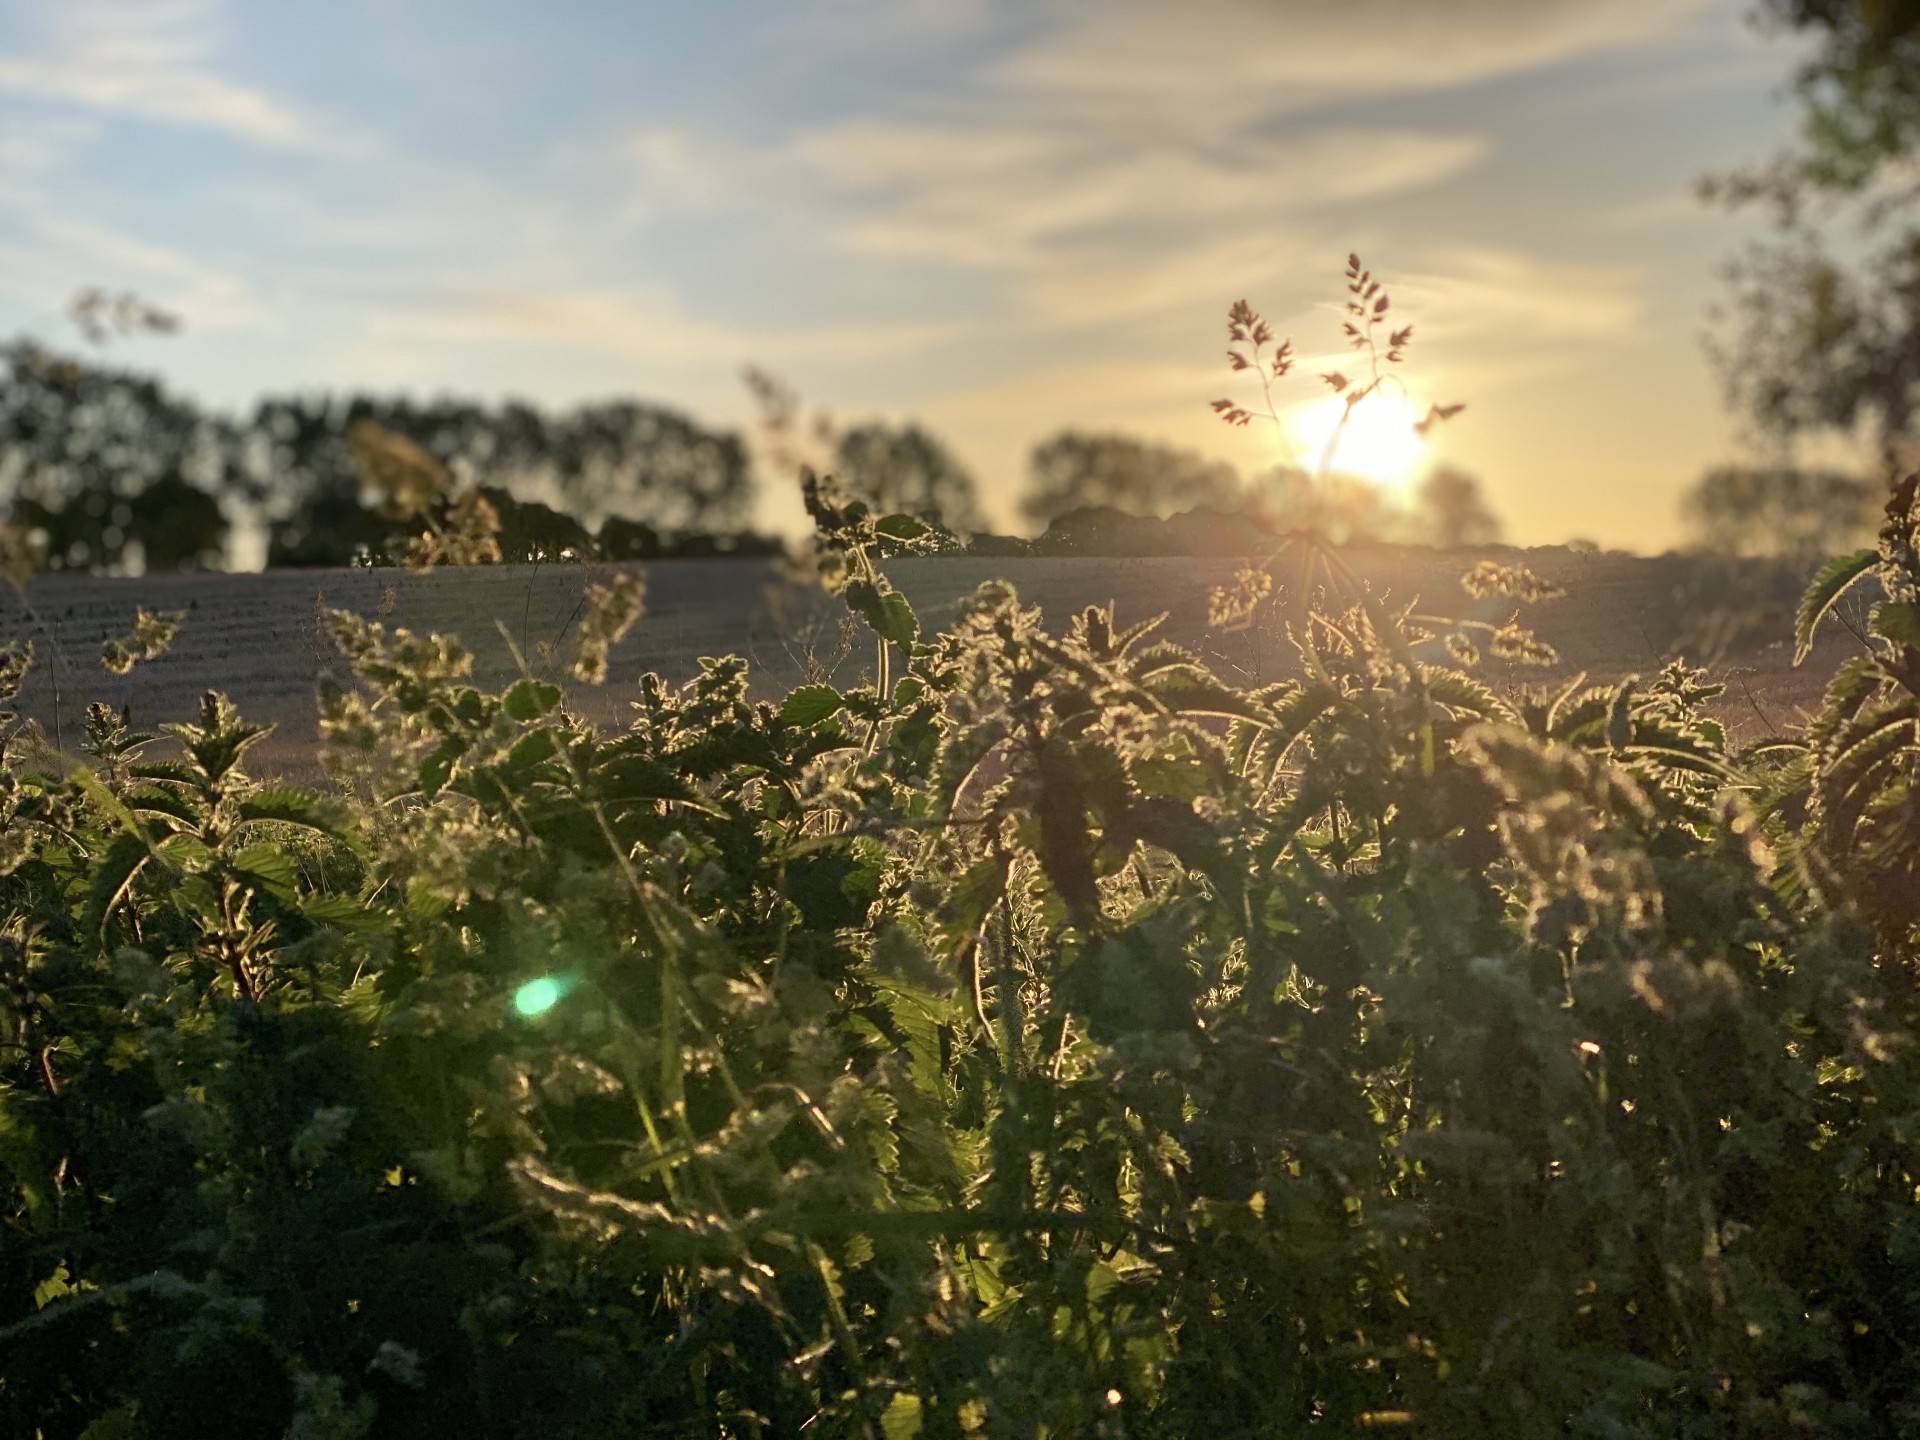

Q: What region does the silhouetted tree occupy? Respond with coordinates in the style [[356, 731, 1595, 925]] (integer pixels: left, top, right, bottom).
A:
[[836, 422, 982, 532], [0, 342, 236, 572], [1022, 431, 1244, 528], [1252, 466, 1389, 544], [1707, 1, 1920, 473], [253, 394, 755, 567], [1680, 463, 1877, 558], [1408, 465, 1503, 549]]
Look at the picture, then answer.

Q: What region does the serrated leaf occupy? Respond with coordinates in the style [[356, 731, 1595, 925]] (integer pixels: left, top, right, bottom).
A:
[[1144, 668, 1270, 723], [128, 760, 199, 787], [84, 833, 151, 938], [126, 786, 203, 829], [419, 739, 462, 797], [780, 684, 843, 727], [881, 1392, 923, 1440], [505, 727, 559, 772], [503, 678, 563, 721], [1426, 671, 1514, 724], [228, 843, 300, 901], [1795, 548, 1877, 664], [1871, 600, 1920, 648], [299, 893, 387, 933], [873, 513, 931, 542], [238, 787, 348, 837], [849, 584, 918, 649], [153, 834, 213, 873]]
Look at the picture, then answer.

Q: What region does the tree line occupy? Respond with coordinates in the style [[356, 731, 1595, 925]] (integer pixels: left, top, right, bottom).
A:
[[0, 331, 1520, 573]]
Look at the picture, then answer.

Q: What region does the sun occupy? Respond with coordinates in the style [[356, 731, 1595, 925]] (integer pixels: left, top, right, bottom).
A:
[[1287, 392, 1428, 491]]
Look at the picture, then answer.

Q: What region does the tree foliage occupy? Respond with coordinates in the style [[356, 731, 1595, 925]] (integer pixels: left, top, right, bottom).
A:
[[1681, 464, 1880, 559], [0, 339, 760, 572], [1707, 1, 1920, 469], [0, 342, 235, 573], [836, 422, 983, 534], [1021, 431, 1246, 527], [255, 394, 756, 567]]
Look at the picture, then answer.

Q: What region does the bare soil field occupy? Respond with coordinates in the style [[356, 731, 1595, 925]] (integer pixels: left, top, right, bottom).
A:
[[0, 546, 1846, 778]]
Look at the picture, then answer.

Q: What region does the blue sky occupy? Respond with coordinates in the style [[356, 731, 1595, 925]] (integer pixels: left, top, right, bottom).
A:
[[0, 0, 1809, 548]]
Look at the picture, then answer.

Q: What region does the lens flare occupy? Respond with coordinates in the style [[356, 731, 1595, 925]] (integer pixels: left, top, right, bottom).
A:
[[513, 976, 565, 1018]]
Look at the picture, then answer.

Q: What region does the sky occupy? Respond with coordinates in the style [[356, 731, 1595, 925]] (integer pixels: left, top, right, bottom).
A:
[[0, 0, 1817, 551]]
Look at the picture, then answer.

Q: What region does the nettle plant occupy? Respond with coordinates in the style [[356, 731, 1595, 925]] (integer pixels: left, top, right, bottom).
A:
[[1, 266, 1919, 1439]]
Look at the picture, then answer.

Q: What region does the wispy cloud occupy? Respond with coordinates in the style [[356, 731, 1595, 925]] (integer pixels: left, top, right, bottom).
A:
[[625, 0, 1707, 339], [381, 280, 964, 372], [1395, 249, 1646, 343], [998, 0, 1715, 123], [0, 0, 316, 147], [0, 210, 262, 331], [801, 124, 1486, 271]]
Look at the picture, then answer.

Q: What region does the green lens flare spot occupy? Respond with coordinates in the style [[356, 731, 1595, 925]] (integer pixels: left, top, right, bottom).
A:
[[513, 976, 565, 1018]]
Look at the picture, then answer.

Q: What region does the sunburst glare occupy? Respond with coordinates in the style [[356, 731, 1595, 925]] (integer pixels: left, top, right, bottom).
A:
[[1287, 393, 1429, 491]]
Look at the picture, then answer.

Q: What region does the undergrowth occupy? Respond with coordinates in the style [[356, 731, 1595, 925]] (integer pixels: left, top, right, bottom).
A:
[[2, 273, 1920, 1438]]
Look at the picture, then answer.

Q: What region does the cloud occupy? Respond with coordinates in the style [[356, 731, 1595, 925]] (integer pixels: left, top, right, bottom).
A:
[[0, 0, 317, 147], [1394, 249, 1646, 343], [369, 281, 964, 375], [621, 0, 1702, 338], [997, 0, 1715, 123], [805, 124, 1485, 270], [0, 211, 263, 329], [628, 117, 1486, 332]]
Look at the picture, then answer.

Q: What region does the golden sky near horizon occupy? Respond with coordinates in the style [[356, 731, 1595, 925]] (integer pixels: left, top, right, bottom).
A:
[[0, 0, 1819, 551]]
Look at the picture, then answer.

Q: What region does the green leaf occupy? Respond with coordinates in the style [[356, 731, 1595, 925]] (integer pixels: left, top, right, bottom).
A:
[[237, 787, 349, 837], [505, 727, 560, 773], [503, 678, 563, 721], [1871, 600, 1920, 648], [880, 1393, 923, 1440], [1427, 671, 1514, 724], [126, 786, 203, 829], [419, 739, 462, 797], [153, 834, 213, 873], [78, 1404, 139, 1440], [1795, 548, 1877, 664], [298, 893, 388, 933], [229, 843, 300, 901], [1144, 667, 1270, 723], [83, 834, 151, 938], [128, 760, 199, 787], [850, 585, 918, 649], [873, 513, 931, 542], [780, 684, 843, 727]]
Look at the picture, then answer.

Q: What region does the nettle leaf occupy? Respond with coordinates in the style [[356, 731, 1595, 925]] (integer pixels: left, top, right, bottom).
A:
[[504, 727, 560, 773], [1795, 548, 1877, 664], [228, 843, 300, 901], [880, 1392, 924, 1440], [873, 513, 931, 542], [847, 581, 919, 649], [154, 833, 213, 872], [128, 759, 199, 787], [298, 892, 389, 933], [503, 678, 563, 722], [1427, 670, 1516, 725], [780, 684, 843, 727], [1145, 667, 1270, 723], [419, 738, 463, 796], [1871, 600, 1920, 649], [237, 787, 349, 838], [126, 786, 202, 829], [83, 833, 150, 937]]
